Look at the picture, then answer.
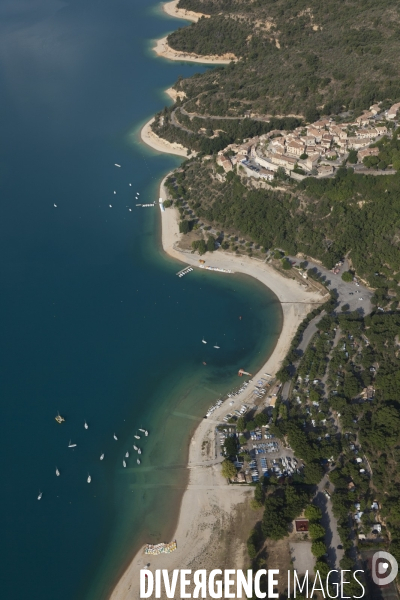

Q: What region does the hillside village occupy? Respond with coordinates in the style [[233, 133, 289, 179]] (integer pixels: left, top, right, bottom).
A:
[[216, 101, 400, 180]]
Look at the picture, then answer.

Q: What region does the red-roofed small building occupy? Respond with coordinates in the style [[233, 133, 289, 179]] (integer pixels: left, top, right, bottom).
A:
[[295, 519, 309, 532]]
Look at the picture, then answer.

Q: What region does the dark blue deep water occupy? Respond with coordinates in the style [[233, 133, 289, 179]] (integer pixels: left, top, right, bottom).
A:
[[0, 1, 282, 599]]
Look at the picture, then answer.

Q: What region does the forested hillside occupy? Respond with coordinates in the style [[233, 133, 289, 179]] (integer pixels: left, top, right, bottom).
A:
[[170, 161, 400, 299], [154, 0, 400, 296], [153, 106, 301, 153], [167, 0, 400, 118]]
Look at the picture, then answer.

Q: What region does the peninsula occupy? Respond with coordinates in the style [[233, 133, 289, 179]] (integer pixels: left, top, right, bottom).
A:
[[154, 35, 236, 64]]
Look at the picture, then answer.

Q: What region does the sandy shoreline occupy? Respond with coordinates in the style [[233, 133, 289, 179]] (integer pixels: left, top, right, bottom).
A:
[[159, 2, 236, 64], [111, 3, 326, 596], [159, 177, 327, 379], [140, 117, 192, 157], [162, 0, 207, 22], [154, 36, 237, 64], [110, 174, 326, 600]]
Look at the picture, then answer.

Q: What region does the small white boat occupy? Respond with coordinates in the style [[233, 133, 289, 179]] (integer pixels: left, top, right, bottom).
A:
[[133, 444, 138, 451], [113, 433, 118, 440], [129, 183, 132, 186], [68, 440, 77, 448], [53, 203, 57, 208], [100, 454, 104, 460], [138, 448, 142, 455], [87, 474, 91, 483], [145, 430, 149, 436], [84, 421, 88, 429], [38, 490, 42, 500], [128, 208, 132, 212], [56, 468, 60, 476], [125, 451, 129, 458], [114, 163, 121, 167], [139, 428, 146, 432], [109, 204, 112, 208], [214, 343, 220, 349], [202, 338, 207, 344], [137, 459, 141, 465], [113, 191, 116, 194], [134, 432, 140, 439], [123, 460, 126, 468], [136, 192, 140, 195]]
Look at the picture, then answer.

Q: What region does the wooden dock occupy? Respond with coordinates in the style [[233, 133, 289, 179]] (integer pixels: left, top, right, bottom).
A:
[[176, 266, 193, 277]]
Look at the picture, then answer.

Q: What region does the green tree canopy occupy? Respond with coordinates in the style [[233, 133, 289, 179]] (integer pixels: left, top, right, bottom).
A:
[[221, 459, 237, 480], [311, 540, 327, 557], [236, 416, 246, 432], [341, 271, 353, 282], [179, 219, 190, 234], [304, 505, 322, 521], [309, 523, 326, 540], [224, 436, 238, 456], [347, 150, 358, 164], [207, 235, 216, 252], [255, 412, 268, 427]]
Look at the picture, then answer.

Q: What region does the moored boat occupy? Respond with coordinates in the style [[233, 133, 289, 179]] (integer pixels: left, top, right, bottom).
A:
[[55, 412, 65, 424]]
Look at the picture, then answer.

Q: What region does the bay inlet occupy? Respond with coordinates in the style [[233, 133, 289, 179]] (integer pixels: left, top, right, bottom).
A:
[[0, 2, 282, 600]]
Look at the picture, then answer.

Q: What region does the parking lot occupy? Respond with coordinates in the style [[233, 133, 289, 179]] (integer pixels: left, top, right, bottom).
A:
[[246, 428, 303, 482]]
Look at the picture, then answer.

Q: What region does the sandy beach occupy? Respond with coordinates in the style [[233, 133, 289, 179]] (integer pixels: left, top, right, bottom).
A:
[[154, 36, 237, 64], [110, 175, 327, 600], [162, 0, 207, 22], [158, 176, 327, 379], [165, 86, 186, 102], [112, 4, 326, 594], [140, 117, 192, 157]]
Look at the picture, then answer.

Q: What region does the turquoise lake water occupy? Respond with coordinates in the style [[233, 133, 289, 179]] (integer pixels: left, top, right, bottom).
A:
[[0, 1, 282, 599]]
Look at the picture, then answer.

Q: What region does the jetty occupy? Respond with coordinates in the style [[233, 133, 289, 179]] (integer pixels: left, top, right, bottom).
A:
[[176, 266, 193, 277]]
